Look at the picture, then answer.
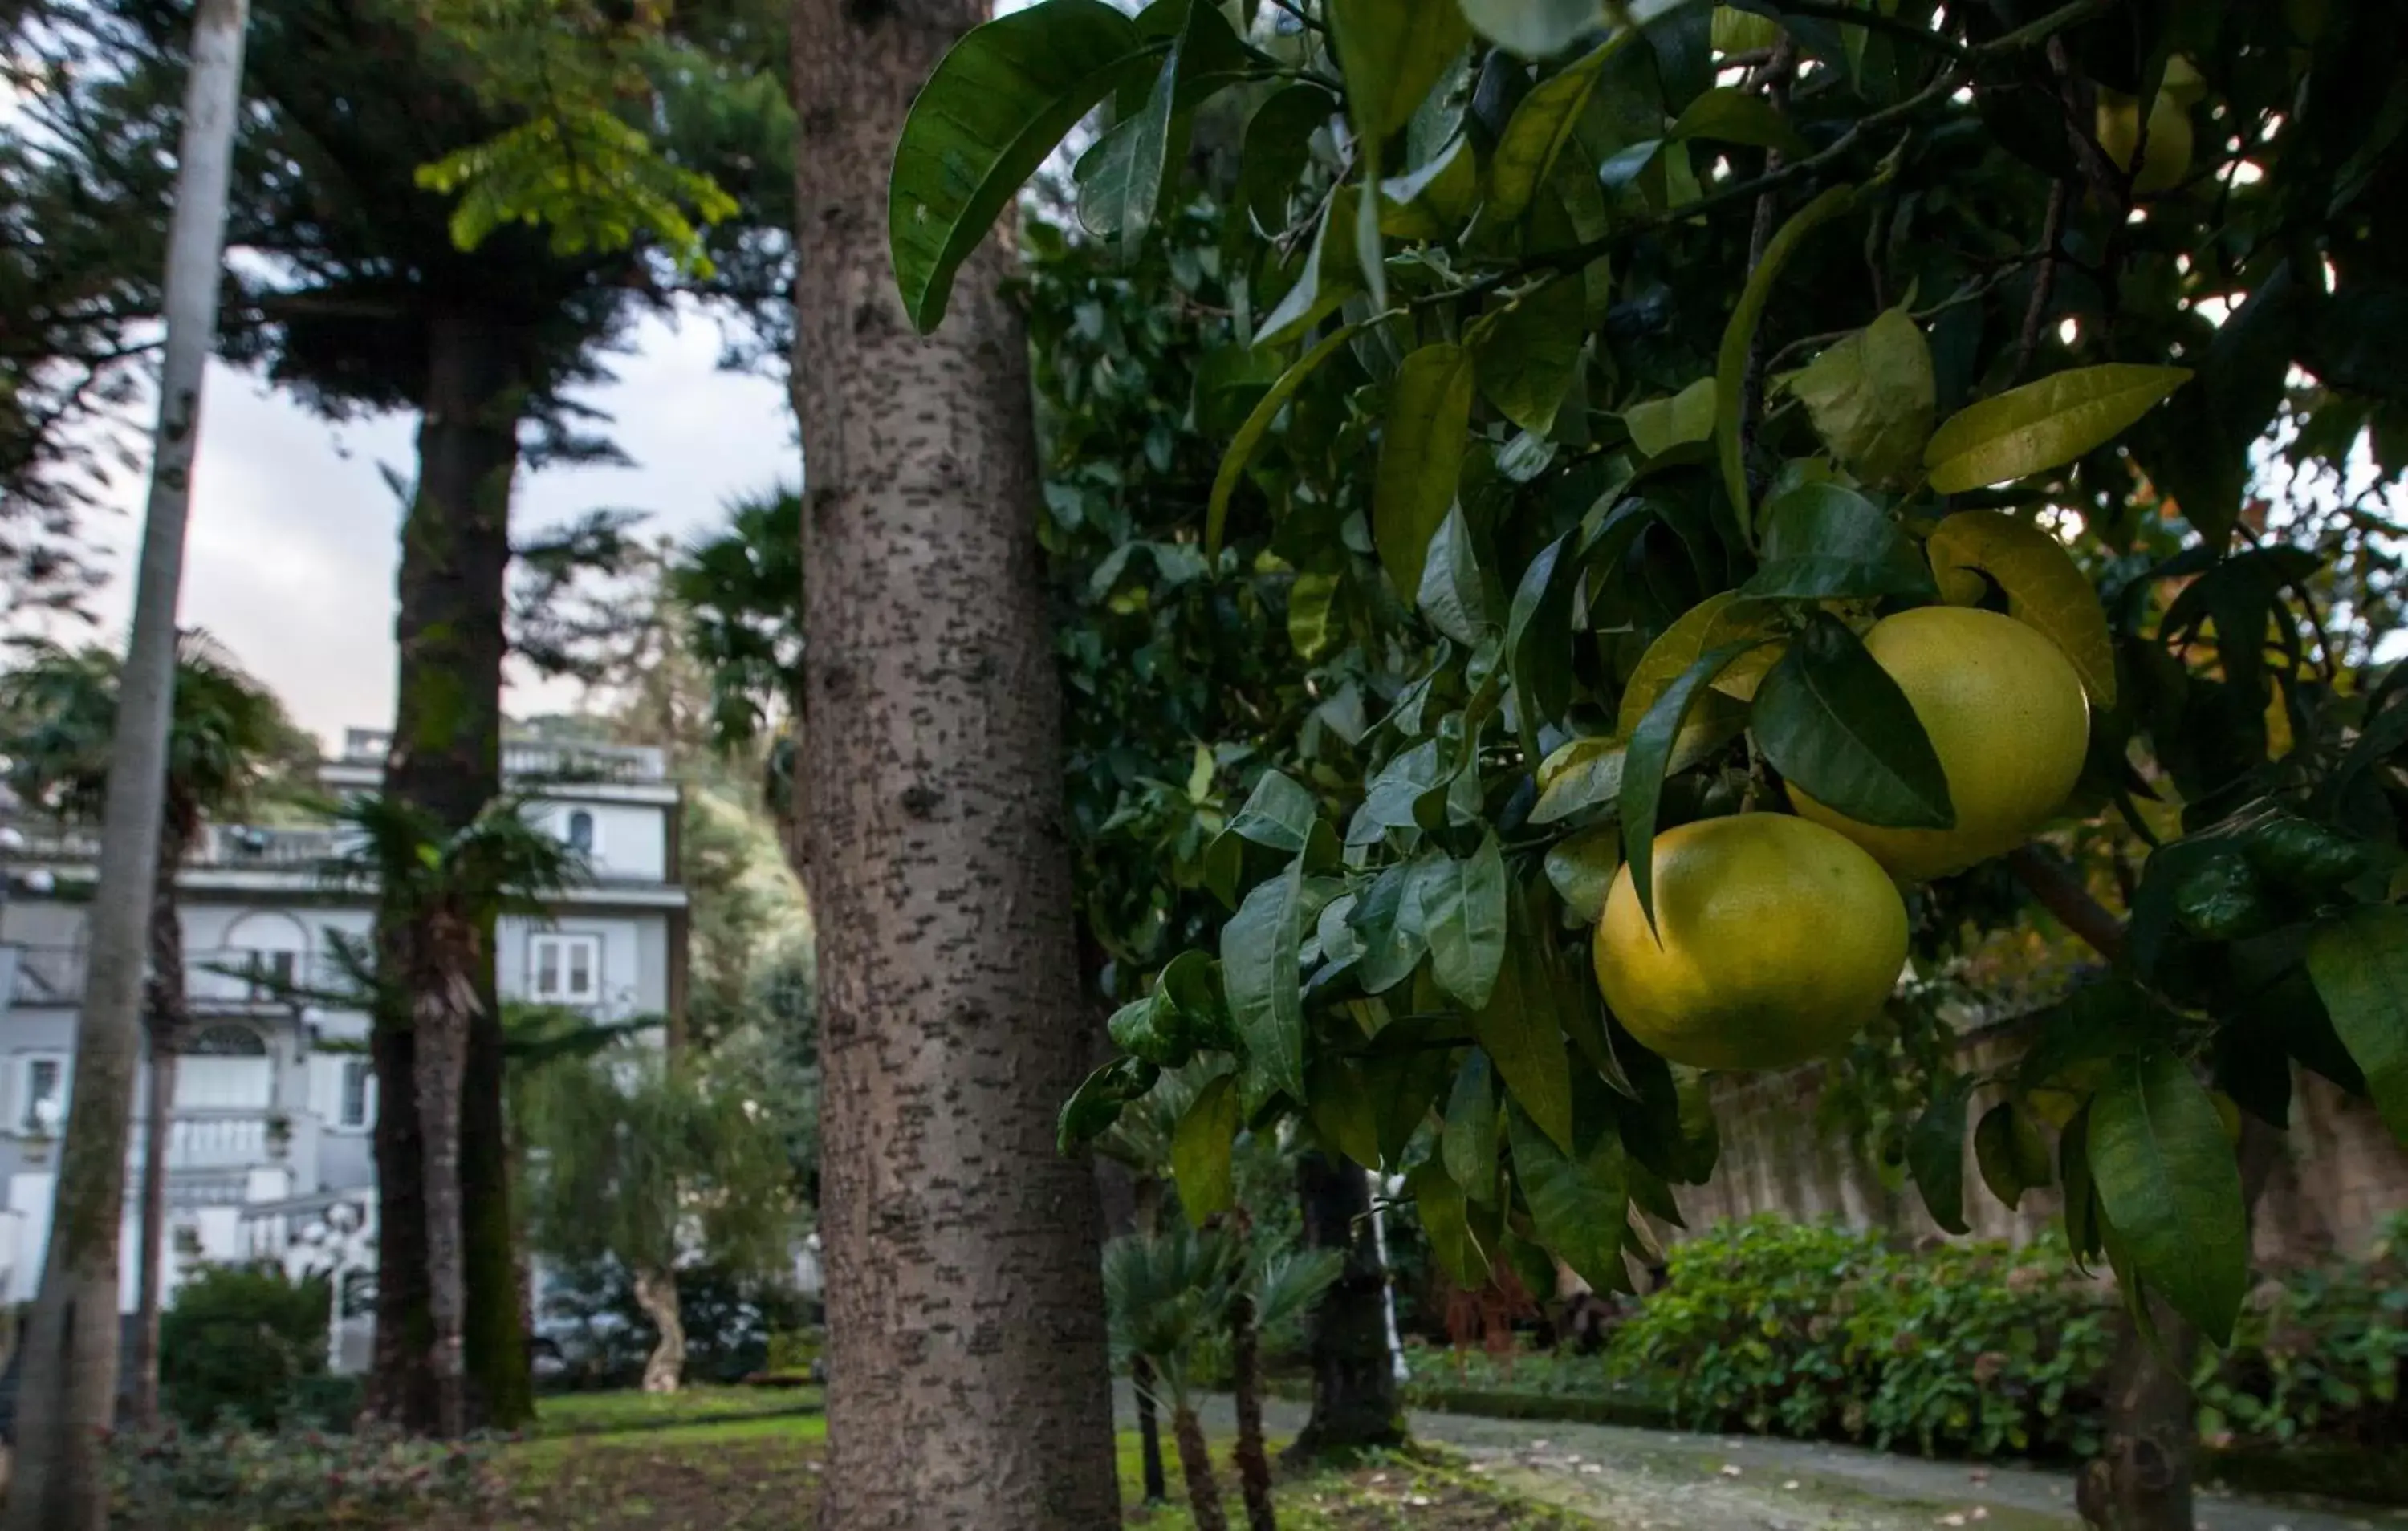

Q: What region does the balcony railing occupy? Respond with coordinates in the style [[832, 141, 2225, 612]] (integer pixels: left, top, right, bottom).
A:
[[6, 945, 360, 1009], [11, 823, 344, 870], [339, 729, 668, 784]]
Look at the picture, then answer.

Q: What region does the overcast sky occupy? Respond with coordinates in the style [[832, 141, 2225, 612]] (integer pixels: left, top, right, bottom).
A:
[[72, 303, 795, 749]]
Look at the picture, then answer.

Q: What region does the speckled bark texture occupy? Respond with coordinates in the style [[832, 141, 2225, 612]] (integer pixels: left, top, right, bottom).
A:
[[788, 0, 1120, 1525]]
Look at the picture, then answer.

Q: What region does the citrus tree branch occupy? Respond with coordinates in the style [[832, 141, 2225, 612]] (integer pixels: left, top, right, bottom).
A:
[[2006, 846, 2128, 963]]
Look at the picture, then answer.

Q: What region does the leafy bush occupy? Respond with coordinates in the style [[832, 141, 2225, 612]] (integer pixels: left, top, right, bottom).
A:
[[159, 1263, 332, 1432], [2198, 1216, 2408, 1453], [1604, 1218, 2114, 1459], [108, 1425, 501, 1529]]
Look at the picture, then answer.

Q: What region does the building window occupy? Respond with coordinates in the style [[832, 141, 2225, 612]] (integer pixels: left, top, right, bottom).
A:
[[530, 934, 602, 1005], [337, 1058, 373, 1130], [19, 1054, 68, 1135], [563, 809, 597, 855]]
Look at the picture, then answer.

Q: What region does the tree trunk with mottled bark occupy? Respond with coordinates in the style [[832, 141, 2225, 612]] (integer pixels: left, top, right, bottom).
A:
[[1173, 1402, 1230, 1531], [1288, 1154, 1403, 1461], [1230, 1290, 1276, 1531], [129, 810, 197, 1430], [787, 0, 1120, 1525], [372, 307, 518, 1434], [0, 5, 247, 1521], [414, 969, 472, 1439], [633, 1266, 686, 1395]]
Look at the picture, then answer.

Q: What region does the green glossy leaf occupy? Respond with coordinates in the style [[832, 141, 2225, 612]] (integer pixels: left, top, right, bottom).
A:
[[1442, 1046, 1501, 1200], [2088, 1050, 2249, 1345], [1507, 530, 1580, 734], [1714, 183, 1856, 528], [1667, 84, 1810, 156], [1475, 919, 1574, 1150], [1906, 1078, 1971, 1235], [1408, 1158, 1491, 1288], [1754, 612, 1954, 830], [1417, 506, 1495, 646], [2059, 1100, 2101, 1267], [1544, 824, 1622, 923], [1924, 364, 2192, 494], [1226, 770, 1318, 851], [1238, 83, 1338, 238], [1308, 1056, 1384, 1170], [1348, 859, 1429, 994], [889, 0, 1153, 332], [1206, 312, 1393, 556], [1172, 1071, 1240, 1223], [1375, 343, 1477, 599], [1784, 306, 1934, 485], [1740, 482, 1936, 599], [1622, 376, 1717, 458], [1975, 1099, 2053, 1211], [1426, 830, 1510, 1009], [1257, 191, 1365, 347], [1330, 0, 1470, 138], [1222, 858, 1307, 1108], [2306, 905, 2408, 1146], [1288, 570, 1341, 659], [1072, 11, 1186, 254], [1472, 277, 1585, 435], [1489, 35, 1629, 219], [1057, 1056, 1159, 1152], [1507, 1098, 1629, 1291], [1616, 591, 1783, 736], [1619, 640, 1772, 928], [1379, 132, 1479, 239]]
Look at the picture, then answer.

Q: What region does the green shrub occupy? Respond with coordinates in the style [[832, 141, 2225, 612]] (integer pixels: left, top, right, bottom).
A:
[[2197, 1215, 2408, 1453], [159, 1263, 332, 1432], [1603, 1217, 2114, 1459], [108, 1425, 501, 1529]]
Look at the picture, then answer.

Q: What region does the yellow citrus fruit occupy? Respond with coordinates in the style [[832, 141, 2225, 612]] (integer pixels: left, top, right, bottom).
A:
[[1593, 814, 1907, 1072], [1789, 607, 2090, 882], [2096, 90, 2194, 194]]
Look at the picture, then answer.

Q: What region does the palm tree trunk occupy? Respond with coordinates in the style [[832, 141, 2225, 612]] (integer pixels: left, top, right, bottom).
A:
[[787, 0, 1118, 1522], [633, 1266, 685, 1395], [1172, 1400, 1230, 1531], [1287, 1154, 1404, 1461], [1133, 1355, 1169, 1504], [373, 306, 519, 1433], [1230, 1291, 1276, 1531], [0, 6, 248, 1524], [128, 814, 195, 1431]]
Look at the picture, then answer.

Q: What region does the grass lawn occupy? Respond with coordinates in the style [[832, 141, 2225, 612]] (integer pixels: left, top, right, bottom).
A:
[[474, 1389, 1583, 1529]]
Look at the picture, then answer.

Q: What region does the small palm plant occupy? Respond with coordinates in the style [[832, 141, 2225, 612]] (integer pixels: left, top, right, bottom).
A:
[[1104, 1224, 1340, 1531]]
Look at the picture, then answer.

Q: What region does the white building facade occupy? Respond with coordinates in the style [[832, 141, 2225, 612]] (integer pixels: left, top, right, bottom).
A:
[[0, 729, 687, 1360]]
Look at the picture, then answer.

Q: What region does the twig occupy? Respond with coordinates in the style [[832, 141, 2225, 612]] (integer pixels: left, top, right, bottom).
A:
[[1735, 36, 1797, 482], [2011, 179, 2069, 384], [2006, 846, 2127, 963], [1768, 0, 1972, 61]]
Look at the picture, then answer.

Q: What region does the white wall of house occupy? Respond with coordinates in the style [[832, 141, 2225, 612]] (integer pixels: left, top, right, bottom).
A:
[[0, 737, 687, 1322]]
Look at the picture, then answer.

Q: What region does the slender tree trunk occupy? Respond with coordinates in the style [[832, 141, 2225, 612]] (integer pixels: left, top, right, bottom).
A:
[[1230, 1291, 1276, 1531], [0, 6, 246, 1524], [633, 1266, 685, 1395], [788, 1, 1119, 1525], [372, 307, 519, 1433], [1287, 1154, 1404, 1461], [1173, 1400, 1230, 1531], [129, 814, 196, 1431], [1133, 1174, 1169, 1502], [2078, 1114, 2286, 1530]]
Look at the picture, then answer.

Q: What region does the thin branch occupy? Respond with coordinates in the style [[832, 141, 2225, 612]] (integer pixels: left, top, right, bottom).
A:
[[1768, 0, 1972, 61], [2011, 179, 2069, 384], [2007, 846, 2127, 964]]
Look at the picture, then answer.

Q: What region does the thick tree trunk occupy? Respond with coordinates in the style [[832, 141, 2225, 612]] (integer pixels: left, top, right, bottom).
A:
[[0, 6, 246, 1524], [372, 307, 518, 1433], [1287, 1154, 1404, 1461], [787, 1, 1119, 1525], [414, 980, 471, 1438], [129, 817, 194, 1431], [1173, 1400, 1230, 1531], [633, 1266, 685, 1395], [1230, 1291, 1276, 1531]]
